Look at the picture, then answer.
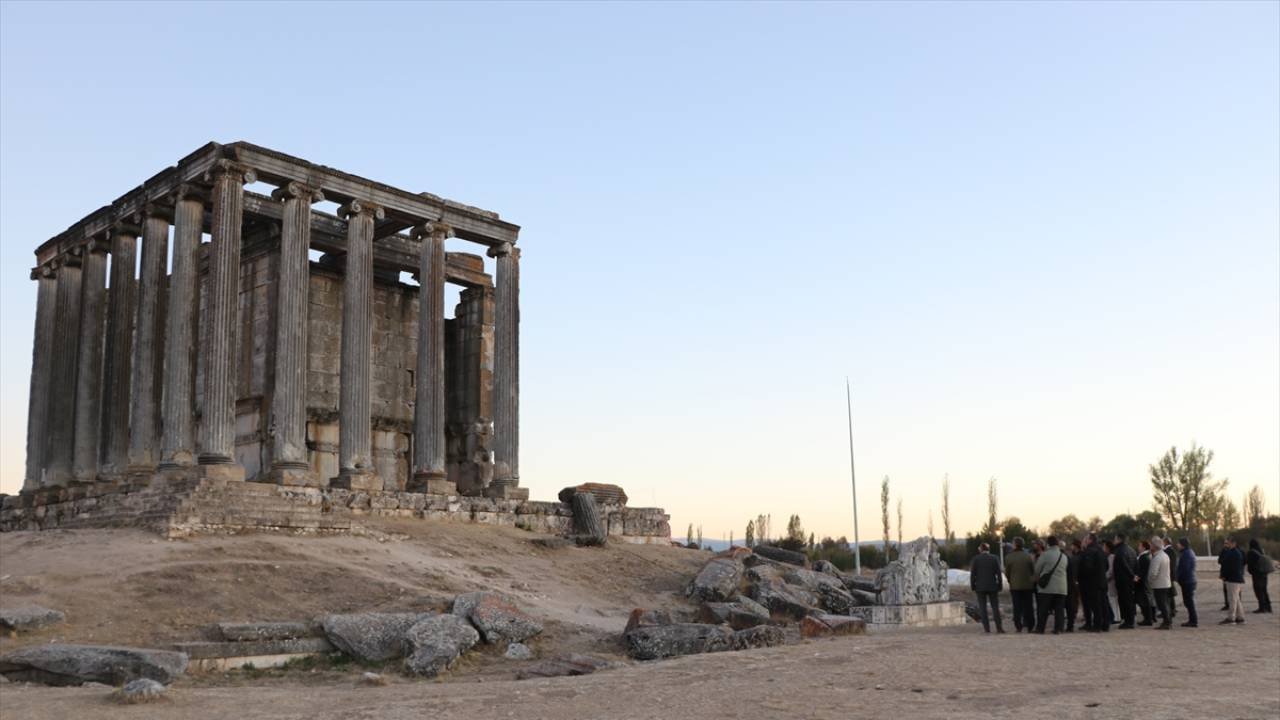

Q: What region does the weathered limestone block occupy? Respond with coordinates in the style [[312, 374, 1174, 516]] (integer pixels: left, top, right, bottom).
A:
[[699, 597, 772, 630], [0, 606, 66, 633], [0, 644, 188, 686], [782, 567, 861, 613], [624, 623, 734, 661], [624, 608, 674, 634], [215, 621, 315, 642], [875, 536, 949, 606], [319, 612, 431, 663], [570, 492, 607, 546], [450, 591, 542, 644], [557, 483, 628, 506], [688, 557, 744, 602], [403, 614, 479, 677], [730, 625, 786, 650], [753, 545, 807, 567]]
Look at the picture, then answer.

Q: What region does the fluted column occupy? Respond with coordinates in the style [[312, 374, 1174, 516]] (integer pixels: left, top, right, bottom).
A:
[[198, 160, 254, 479], [331, 200, 383, 490], [45, 252, 84, 486], [158, 186, 204, 471], [409, 221, 454, 494], [126, 206, 170, 475], [73, 240, 109, 483], [486, 241, 525, 499], [101, 221, 139, 477], [22, 265, 57, 491], [269, 181, 324, 485]]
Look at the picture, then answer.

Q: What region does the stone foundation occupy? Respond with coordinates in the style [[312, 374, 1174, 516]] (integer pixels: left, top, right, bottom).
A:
[[848, 601, 968, 629], [0, 480, 671, 543]]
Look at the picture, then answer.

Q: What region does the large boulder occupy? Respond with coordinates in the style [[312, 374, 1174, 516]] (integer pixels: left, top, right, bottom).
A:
[[624, 608, 673, 634], [748, 577, 821, 620], [730, 625, 786, 650], [624, 623, 734, 660], [403, 614, 480, 677], [0, 606, 66, 633], [320, 612, 431, 663], [0, 644, 188, 686], [699, 598, 772, 630], [752, 545, 807, 567], [558, 483, 628, 506], [688, 557, 743, 602], [451, 591, 542, 644]]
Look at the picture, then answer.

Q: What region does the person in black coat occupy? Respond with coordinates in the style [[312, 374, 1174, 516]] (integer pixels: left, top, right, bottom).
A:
[[1136, 540, 1154, 625], [1247, 538, 1273, 613], [1078, 533, 1110, 632], [1220, 537, 1247, 624], [1164, 536, 1179, 618], [969, 542, 1006, 633], [1112, 533, 1138, 629], [1065, 539, 1081, 632]]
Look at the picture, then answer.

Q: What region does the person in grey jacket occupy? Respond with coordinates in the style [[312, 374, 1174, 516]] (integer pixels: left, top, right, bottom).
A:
[[1148, 536, 1173, 629], [1033, 536, 1069, 634], [969, 543, 1005, 633]]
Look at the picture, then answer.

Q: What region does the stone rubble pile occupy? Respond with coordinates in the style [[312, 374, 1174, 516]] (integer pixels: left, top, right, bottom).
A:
[[623, 545, 870, 661]]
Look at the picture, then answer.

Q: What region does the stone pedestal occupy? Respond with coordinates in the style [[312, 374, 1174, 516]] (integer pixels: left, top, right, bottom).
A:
[[269, 466, 323, 487], [484, 484, 529, 501], [195, 463, 247, 484], [408, 472, 456, 496], [330, 470, 380, 492]]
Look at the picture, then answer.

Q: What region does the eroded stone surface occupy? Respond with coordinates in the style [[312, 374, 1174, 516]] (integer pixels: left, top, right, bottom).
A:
[[403, 614, 479, 677], [875, 536, 949, 606], [0, 644, 187, 686], [688, 557, 743, 602], [0, 606, 66, 633], [451, 591, 542, 644], [320, 612, 430, 663], [624, 623, 734, 661]]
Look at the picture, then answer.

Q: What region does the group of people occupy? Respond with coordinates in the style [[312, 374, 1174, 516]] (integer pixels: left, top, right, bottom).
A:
[[968, 532, 1275, 634]]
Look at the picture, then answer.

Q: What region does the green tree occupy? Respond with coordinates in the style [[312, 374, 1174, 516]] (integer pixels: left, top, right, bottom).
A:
[[981, 477, 999, 537], [1100, 511, 1165, 543], [1048, 514, 1087, 541], [1150, 444, 1227, 531], [778, 514, 806, 551], [1244, 485, 1267, 526], [880, 476, 891, 558], [1000, 516, 1035, 545], [745, 520, 755, 548]]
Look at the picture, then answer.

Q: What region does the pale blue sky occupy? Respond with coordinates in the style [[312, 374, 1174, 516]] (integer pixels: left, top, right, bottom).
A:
[[1, 1, 1277, 541]]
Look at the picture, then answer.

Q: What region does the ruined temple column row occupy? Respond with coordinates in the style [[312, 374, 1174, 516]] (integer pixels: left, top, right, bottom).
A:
[[269, 182, 324, 485], [23, 266, 57, 490], [198, 160, 254, 476], [333, 200, 383, 490], [127, 206, 170, 475], [73, 241, 109, 482], [488, 241, 523, 499], [409, 221, 453, 494], [158, 186, 205, 471]]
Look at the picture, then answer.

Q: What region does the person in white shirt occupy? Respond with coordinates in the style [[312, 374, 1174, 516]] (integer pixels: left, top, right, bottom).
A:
[[1147, 537, 1173, 630]]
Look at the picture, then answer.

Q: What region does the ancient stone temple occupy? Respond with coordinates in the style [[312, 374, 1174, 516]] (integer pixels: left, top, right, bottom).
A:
[[3, 142, 669, 542]]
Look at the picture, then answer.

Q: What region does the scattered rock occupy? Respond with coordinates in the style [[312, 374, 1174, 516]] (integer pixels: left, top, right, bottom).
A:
[[403, 614, 480, 677], [624, 608, 673, 634], [0, 644, 188, 686], [811, 560, 841, 576], [451, 591, 542, 644], [783, 567, 860, 613], [688, 557, 744, 602], [359, 671, 388, 687], [814, 614, 867, 636], [801, 616, 835, 638], [557, 483, 628, 506], [730, 625, 786, 650], [752, 545, 807, 567], [114, 678, 166, 704], [749, 578, 820, 620], [504, 642, 533, 660], [320, 613, 431, 663], [531, 537, 571, 550], [516, 654, 612, 680], [0, 606, 66, 633], [699, 598, 772, 630], [715, 546, 754, 561], [624, 623, 734, 661]]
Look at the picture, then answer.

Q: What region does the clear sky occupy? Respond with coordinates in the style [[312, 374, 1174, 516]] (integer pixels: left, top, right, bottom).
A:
[[1, 1, 1276, 542]]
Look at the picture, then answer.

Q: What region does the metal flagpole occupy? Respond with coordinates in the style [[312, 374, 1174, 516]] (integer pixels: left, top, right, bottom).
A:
[[846, 377, 861, 575]]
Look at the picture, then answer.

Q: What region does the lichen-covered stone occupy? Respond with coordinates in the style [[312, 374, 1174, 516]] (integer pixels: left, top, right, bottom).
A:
[[624, 623, 734, 661], [875, 536, 949, 605], [624, 608, 673, 634], [403, 614, 479, 677], [699, 599, 772, 629], [730, 625, 786, 650], [688, 557, 743, 602], [0, 606, 66, 633], [320, 612, 431, 663], [451, 591, 542, 644], [115, 678, 166, 704], [0, 644, 187, 686]]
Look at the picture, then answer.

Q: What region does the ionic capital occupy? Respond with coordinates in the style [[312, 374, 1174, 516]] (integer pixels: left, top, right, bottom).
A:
[[205, 159, 257, 186], [337, 200, 385, 221], [487, 241, 518, 259], [30, 264, 54, 281], [171, 182, 209, 204], [411, 221, 454, 242], [144, 201, 174, 223], [111, 213, 143, 237], [271, 181, 325, 204], [84, 237, 111, 255]]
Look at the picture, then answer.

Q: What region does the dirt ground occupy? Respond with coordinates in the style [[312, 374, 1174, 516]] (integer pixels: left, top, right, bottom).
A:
[[1, 525, 1278, 719]]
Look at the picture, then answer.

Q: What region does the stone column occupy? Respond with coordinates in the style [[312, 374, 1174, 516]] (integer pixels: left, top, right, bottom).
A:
[[45, 252, 84, 486], [331, 200, 383, 491], [22, 265, 57, 491], [73, 240, 109, 483], [268, 181, 324, 485], [198, 160, 255, 479], [409, 221, 454, 495], [126, 206, 170, 476], [486, 241, 525, 500], [101, 221, 139, 478], [158, 186, 204, 471]]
